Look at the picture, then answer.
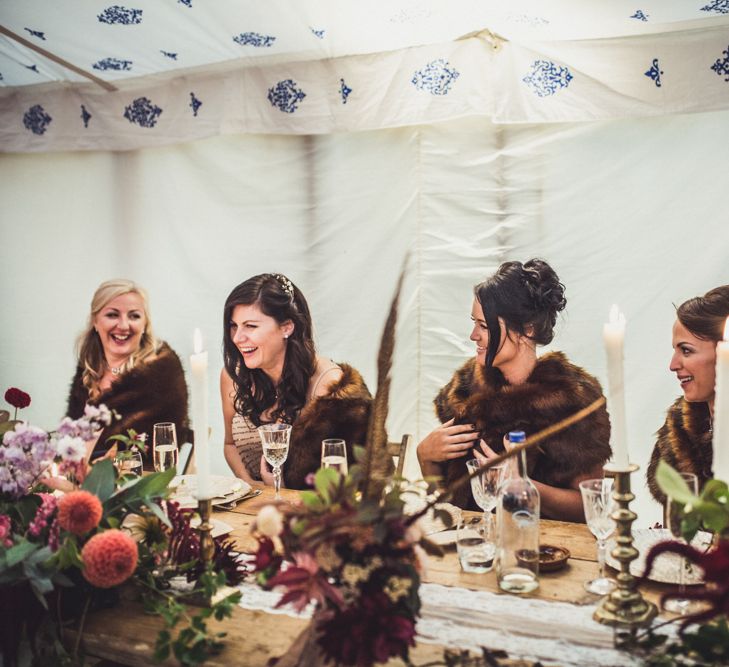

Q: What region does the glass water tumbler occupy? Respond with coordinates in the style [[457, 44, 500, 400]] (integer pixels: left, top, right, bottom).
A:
[[496, 431, 540, 594]]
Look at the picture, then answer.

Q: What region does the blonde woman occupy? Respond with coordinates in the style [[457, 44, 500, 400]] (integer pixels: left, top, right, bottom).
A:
[[65, 279, 190, 465]]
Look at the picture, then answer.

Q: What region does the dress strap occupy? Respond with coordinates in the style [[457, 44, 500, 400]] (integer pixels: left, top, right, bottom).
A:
[[309, 363, 340, 399]]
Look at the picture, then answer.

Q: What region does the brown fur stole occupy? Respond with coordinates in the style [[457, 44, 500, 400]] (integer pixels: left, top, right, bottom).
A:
[[284, 363, 372, 490], [66, 342, 191, 466], [646, 397, 713, 506], [435, 352, 612, 509]]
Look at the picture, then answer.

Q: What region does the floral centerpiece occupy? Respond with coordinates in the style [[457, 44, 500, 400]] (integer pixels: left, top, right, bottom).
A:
[[0, 389, 244, 667]]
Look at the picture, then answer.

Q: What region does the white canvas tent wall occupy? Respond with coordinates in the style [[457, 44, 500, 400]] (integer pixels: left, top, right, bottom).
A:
[[2, 1, 729, 525]]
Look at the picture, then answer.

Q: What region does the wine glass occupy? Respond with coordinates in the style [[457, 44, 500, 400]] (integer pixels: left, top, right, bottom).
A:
[[153, 422, 178, 473], [466, 458, 506, 513], [258, 423, 292, 500], [579, 478, 617, 595], [321, 439, 348, 475], [664, 471, 699, 615], [116, 448, 143, 477]]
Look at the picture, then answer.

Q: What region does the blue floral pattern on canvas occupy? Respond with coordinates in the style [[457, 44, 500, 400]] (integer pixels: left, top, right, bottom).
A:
[[178, 0, 192, 6], [233, 32, 276, 47], [161, 51, 178, 60], [523, 60, 573, 97], [123, 97, 162, 127], [81, 105, 92, 128], [311, 28, 325, 39], [630, 10, 649, 21], [189, 92, 202, 116], [268, 80, 306, 113], [93, 58, 132, 71], [98, 6, 143, 25], [24, 28, 46, 40], [411, 59, 460, 95], [701, 1, 729, 14], [23, 104, 52, 135], [711, 46, 729, 81], [644, 58, 663, 87], [340, 78, 352, 104]]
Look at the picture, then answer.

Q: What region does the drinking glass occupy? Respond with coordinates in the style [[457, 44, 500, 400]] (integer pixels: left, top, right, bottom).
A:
[[321, 439, 348, 475], [153, 422, 178, 473], [116, 448, 143, 477], [466, 458, 506, 513], [456, 515, 495, 573], [258, 423, 292, 500], [579, 478, 617, 595], [664, 472, 699, 615]]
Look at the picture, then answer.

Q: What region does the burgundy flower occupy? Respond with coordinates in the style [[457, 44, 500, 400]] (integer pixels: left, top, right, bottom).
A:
[[643, 538, 729, 629], [4, 388, 31, 418], [268, 551, 344, 613], [317, 591, 416, 666]]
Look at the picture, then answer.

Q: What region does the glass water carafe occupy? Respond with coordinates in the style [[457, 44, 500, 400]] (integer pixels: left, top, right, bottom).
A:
[[496, 431, 540, 594]]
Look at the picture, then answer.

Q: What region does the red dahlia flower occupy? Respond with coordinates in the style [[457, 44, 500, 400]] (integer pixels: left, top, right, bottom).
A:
[[57, 490, 103, 535], [81, 529, 138, 588], [4, 387, 31, 409]]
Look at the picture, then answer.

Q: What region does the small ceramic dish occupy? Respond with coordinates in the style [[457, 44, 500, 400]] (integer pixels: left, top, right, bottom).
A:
[[538, 544, 570, 572]]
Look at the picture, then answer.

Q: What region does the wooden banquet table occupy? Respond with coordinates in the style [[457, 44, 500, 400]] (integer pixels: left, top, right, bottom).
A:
[[71, 485, 675, 667]]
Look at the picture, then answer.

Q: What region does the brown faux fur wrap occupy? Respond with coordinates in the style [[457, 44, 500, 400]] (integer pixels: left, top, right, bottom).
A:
[[66, 342, 192, 465], [435, 352, 612, 510], [283, 363, 372, 490], [646, 397, 713, 506]]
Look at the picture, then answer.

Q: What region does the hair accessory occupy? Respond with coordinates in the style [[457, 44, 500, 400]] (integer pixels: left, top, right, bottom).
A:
[[273, 274, 294, 300]]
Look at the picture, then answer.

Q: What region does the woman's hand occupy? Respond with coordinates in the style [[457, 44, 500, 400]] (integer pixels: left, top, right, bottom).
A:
[[417, 418, 478, 464], [259, 455, 275, 487]]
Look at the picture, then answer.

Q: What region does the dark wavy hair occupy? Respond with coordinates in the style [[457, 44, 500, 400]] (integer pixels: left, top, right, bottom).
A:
[[222, 274, 317, 426], [475, 258, 567, 367], [676, 285, 729, 342]]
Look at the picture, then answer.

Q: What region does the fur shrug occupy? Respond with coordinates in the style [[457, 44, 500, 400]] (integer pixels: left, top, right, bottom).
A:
[[646, 397, 713, 506], [435, 352, 612, 509], [283, 363, 372, 489], [66, 342, 191, 465]]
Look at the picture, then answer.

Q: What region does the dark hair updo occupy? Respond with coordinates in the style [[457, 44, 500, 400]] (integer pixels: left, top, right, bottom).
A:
[[222, 273, 317, 426], [475, 258, 567, 367], [676, 285, 729, 342]]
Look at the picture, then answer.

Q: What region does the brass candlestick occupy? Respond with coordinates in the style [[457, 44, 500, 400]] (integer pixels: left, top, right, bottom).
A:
[[594, 463, 657, 644], [197, 497, 215, 565]]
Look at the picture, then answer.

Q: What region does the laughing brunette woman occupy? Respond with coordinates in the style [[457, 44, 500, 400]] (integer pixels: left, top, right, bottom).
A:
[[221, 273, 372, 489]]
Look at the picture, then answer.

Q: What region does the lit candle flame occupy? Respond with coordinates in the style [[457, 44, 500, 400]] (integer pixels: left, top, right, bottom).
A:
[[609, 304, 626, 327], [193, 328, 203, 354]]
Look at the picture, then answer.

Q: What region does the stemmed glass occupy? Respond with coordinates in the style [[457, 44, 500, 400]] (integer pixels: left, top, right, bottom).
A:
[[579, 478, 617, 595], [664, 471, 699, 615], [258, 424, 292, 500], [465, 458, 506, 572], [321, 439, 348, 475], [153, 422, 178, 473]]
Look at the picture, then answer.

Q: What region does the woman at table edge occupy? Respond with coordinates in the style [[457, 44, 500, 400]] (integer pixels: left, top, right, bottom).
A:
[[417, 259, 612, 522], [66, 278, 191, 467], [647, 284, 729, 507], [220, 273, 372, 489]]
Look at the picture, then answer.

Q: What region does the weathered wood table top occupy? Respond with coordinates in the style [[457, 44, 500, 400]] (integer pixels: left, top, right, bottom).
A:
[[73, 484, 673, 666]]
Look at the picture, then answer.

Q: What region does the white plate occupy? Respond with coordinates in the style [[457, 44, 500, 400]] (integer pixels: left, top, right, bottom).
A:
[[605, 528, 712, 584], [416, 502, 463, 536], [170, 474, 251, 508]]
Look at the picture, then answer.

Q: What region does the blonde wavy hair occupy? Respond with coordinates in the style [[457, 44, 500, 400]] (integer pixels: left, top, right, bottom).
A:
[[77, 279, 159, 399]]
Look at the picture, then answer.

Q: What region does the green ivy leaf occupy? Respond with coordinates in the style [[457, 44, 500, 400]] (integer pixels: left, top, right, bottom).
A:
[[81, 458, 116, 501], [314, 467, 338, 503], [298, 490, 324, 511]]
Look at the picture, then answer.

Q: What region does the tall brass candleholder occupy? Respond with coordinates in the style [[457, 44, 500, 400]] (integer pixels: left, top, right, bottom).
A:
[[197, 497, 215, 565], [594, 463, 657, 643]]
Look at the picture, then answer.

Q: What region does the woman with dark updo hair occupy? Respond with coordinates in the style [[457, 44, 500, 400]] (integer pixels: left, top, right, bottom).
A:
[[221, 273, 372, 488], [417, 259, 611, 521], [647, 285, 729, 507]]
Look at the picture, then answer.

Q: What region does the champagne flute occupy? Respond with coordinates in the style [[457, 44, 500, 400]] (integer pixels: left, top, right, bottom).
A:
[[258, 423, 292, 500], [664, 471, 699, 615], [153, 422, 178, 473], [579, 478, 617, 595], [321, 439, 348, 475]]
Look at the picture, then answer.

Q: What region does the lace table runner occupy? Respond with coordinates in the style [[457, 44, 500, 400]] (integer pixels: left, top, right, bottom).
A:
[[238, 581, 665, 666]]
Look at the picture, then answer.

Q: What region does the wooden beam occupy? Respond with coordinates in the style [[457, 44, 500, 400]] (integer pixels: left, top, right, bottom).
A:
[[0, 24, 117, 92]]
